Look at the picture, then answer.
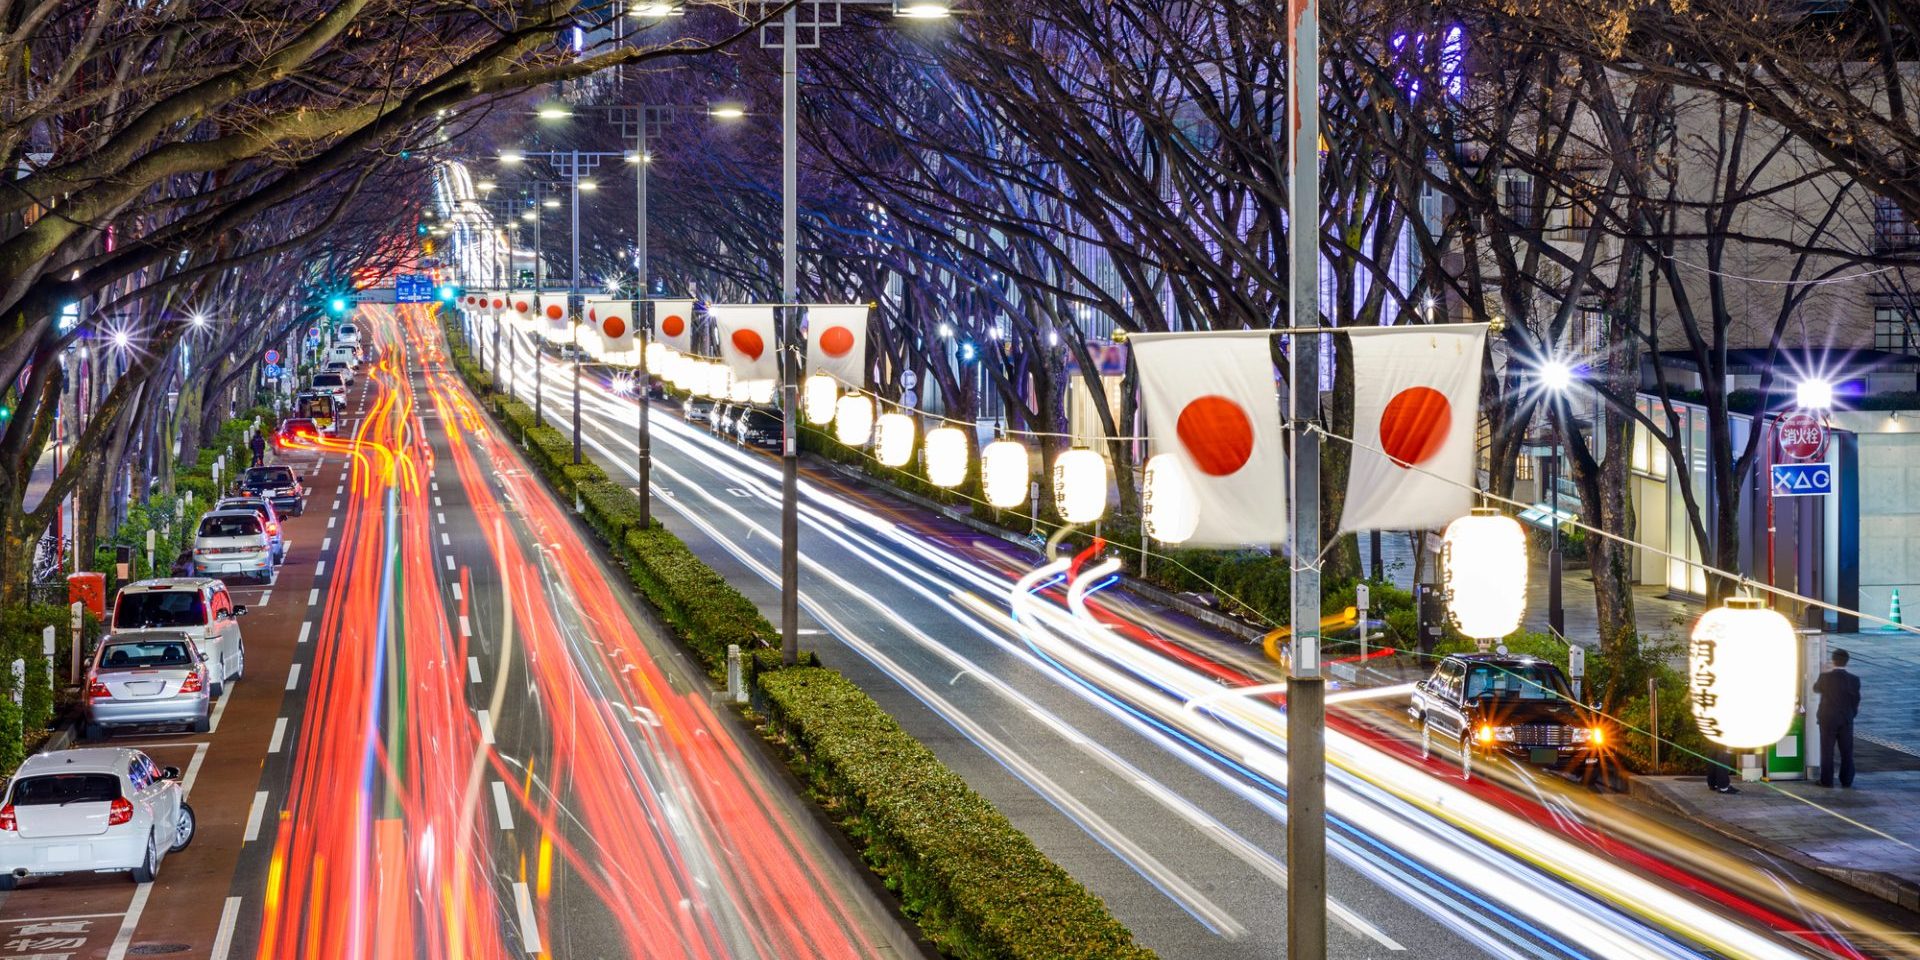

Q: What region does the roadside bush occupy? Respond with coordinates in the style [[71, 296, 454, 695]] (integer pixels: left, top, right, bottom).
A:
[[621, 526, 775, 677], [760, 667, 1156, 960]]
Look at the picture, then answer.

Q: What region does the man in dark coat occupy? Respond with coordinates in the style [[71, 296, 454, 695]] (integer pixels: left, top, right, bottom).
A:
[[1814, 648, 1862, 788]]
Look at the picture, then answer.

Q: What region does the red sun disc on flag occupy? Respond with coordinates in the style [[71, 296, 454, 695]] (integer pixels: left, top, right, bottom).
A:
[[545, 304, 564, 320], [603, 316, 627, 339], [820, 326, 855, 357], [661, 314, 686, 338], [513, 299, 529, 313], [731, 329, 765, 360], [1175, 395, 1255, 476], [491, 298, 504, 309], [1379, 386, 1451, 467]]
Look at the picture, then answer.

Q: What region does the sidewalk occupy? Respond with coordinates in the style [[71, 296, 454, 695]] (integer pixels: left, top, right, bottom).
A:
[[1633, 628, 1920, 913]]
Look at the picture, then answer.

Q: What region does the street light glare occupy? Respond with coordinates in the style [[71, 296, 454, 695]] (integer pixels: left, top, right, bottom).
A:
[[542, 198, 561, 208], [709, 104, 746, 120], [895, 1, 953, 17], [477, 181, 497, 192], [189, 313, 208, 328], [499, 150, 524, 164], [629, 1, 681, 16], [1539, 359, 1574, 393], [521, 210, 537, 221], [578, 180, 598, 191], [1797, 378, 1835, 410], [536, 105, 572, 120]]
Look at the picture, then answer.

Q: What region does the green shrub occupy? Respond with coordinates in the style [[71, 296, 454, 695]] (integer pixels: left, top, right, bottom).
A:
[[760, 668, 1156, 960], [621, 526, 775, 676]]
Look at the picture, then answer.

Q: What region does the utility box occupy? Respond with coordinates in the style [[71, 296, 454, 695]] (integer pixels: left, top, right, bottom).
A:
[[66, 572, 106, 619]]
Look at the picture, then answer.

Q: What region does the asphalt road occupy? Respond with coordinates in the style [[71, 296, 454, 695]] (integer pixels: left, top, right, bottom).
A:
[[473, 316, 1920, 960], [0, 305, 910, 960]]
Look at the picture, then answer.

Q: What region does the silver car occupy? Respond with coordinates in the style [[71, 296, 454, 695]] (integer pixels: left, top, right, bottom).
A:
[[192, 509, 273, 583], [84, 633, 213, 739]]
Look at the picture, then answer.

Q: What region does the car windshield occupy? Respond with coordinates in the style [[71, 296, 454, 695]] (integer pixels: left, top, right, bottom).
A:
[[245, 467, 294, 487], [216, 500, 268, 516], [296, 396, 334, 418], [282, 420, 317, 433], [746, 412, 781, 429], [114, 591, 206, 629], [1463, 663, 1573, 701], [312, 375, 343, 387], [199, 515, 261, 538], [100, 639, 195, 669], [11, 773, 120, 806]]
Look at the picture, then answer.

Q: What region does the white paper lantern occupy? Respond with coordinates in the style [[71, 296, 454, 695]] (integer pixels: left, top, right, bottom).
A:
[[1142, 454, 1199, 544], [665, 353, 688, 389], [1442, 508, 1528, 640], [644, 341, 669, 371], [835, 395, 874, 446], [747, 379, 776, 405], [1689, 597, 1798, 749], [924, 427, 968, 488], [706, 363, 733, 400], [875, 413, 916, 467], [804, 374, 839, 425], [728, 374, 753, 403], [1052, 448, 1109, 524], [982, 440, 1030, 508]]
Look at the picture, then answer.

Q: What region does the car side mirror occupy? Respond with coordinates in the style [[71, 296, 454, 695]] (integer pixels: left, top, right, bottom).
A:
[[233, 605, 249, 617], [198, 651, 210, 663], [162, 766, 182, 781]]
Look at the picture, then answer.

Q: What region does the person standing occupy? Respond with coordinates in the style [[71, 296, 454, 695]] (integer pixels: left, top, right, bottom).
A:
[[1814, 648, 1862, 788], [249, 428, 268, 468]]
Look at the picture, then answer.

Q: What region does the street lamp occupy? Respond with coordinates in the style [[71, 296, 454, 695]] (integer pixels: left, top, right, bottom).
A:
[[1537, 356, 1576, 640], [894, 1, 952, 16], [708, 103, 746, 120], [1797, 378, 1834, 410]]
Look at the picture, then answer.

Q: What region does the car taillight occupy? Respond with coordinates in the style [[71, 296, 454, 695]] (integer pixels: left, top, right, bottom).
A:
[[267, 523, 279, 535], [107, 798, 133, 826], [0, 806, 15, 831], [179, 670, 203, 694], [88, 679, 112, 700]]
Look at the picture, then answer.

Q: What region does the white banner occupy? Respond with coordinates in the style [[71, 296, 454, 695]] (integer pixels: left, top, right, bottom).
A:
[[1339, 324, 1486, 533]]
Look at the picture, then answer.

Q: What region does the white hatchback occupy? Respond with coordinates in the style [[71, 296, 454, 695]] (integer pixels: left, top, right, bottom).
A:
[[192, 510, 273, 585], [0, 749, 194, 889], [110, 578, 247, 696]]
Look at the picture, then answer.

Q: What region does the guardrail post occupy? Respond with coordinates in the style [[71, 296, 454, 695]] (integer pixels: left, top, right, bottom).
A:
[[727, 644, 746, 704]]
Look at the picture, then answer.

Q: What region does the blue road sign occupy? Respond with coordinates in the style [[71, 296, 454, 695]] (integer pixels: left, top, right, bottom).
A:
[[263, 363, 283, 381], [1771, 462, 1834, 497], [395, 274, 434, 303]]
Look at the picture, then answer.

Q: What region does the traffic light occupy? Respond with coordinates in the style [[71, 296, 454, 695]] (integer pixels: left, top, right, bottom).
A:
[[327, 296, 349, 317], [417, 223, 431, 237], [437, 284, 460, 303]]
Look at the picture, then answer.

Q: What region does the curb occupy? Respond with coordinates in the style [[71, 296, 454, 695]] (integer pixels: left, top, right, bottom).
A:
[[1628, 777, 1920, 912]]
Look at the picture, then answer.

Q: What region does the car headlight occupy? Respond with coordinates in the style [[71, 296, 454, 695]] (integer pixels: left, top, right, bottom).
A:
[[1492, 725, 1517, 742]]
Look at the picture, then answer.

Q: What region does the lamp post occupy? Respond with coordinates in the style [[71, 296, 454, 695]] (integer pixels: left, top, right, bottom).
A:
[[1539, 358, 1574, 639], [1768, 378, 1834, 595]]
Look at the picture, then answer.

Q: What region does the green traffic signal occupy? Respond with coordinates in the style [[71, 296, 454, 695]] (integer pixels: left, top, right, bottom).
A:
[[328, 296, 349, 316]]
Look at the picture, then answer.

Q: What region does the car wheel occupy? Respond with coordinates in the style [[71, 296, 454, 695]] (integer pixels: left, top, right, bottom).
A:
[[169, 803, 196, 853], [0, 872, 17, 891], [190, 715, 211, 734], [131, 833, 157, 884], [84, 722, 105, 741], [210, 679, 224, 699]]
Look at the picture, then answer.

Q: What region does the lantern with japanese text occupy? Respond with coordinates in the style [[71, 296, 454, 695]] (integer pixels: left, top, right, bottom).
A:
[[1442, 508, 1527, 643], [804, 374, 839, 425], [1689, 598, 1798, 749], [875, 413, 916, 467], [1142, 454, 1199, 545], [1052, 449, 1109, 523]]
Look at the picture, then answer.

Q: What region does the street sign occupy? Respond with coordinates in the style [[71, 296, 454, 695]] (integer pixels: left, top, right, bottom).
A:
[[263, 349, 280, 365], [1778, 412, 1829, 462], [1771, 462, 1834, 497], [263, 364, 283, 381], [395, 274, 434, 303]]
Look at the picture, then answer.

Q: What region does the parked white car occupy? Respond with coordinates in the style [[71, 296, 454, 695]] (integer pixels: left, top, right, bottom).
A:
[[84, 634, 214, 738], [109, 578, 246, 696], [0, 748, 194, 889], [328, 344, 360, 370], [193, 509, 274, 585]]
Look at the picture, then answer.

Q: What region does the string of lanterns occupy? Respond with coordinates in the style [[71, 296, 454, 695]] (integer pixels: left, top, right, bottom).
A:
[[644, 341, 1805, 756]]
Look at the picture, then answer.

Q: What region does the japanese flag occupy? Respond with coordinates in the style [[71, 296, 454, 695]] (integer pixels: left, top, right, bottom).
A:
[[585, 297, 637, 362], [711, 305, 778, 382], [807, 304, 869, 386], [655, 298, 695, 355], [536, 294, 571, 341], [1339, 324, 1486, 534], [1132, 331, 1288, 546], [508, 290, 535, 319]]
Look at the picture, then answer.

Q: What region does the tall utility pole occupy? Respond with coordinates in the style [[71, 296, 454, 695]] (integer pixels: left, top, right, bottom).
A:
[[778, 3, 801, 666], [635, 122, 652, 525], [1285, 0, 1328, 954]]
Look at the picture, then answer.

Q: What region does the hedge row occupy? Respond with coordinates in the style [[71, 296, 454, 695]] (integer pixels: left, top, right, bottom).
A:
[[442, 329, 1155, 959]]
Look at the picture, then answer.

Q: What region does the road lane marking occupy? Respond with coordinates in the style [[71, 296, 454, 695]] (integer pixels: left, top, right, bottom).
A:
[[431, 481, 439, 492], [104, 884, 152, 960], [451, 582, 463, 602], [459, 615, 471, 637], [269, 717, 288, 753], [513, 882, 543, 953], [181, 742, 210, 796], [328, 516, 336, 529], [243, 791, 269, 842], [445, 555, 456, 571], [286, 664, 302, 691], [437, 512, 446, 525], [209, 689, 233, 732], [210, 897, 242, 960], [308, 588, 320, 606], [335, 484, 343, 495], [297, 622, 311, 644], [332, 499, 341, 511], [4, 912, 125, 922], [315, 560, 327, 577], [491, 781, 514, 831], [322, 537, 332, 551], [441, 532, 450, 546], [477, 709, 495, 744], [258, 591, 271, 607], [468, 657, 482, 684]]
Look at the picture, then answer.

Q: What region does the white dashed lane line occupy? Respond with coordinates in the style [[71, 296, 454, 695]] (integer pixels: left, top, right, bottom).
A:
[[243, 791, 270, 842], [268, 717, 288, 753], [444, 555, 456, 571], [468, 657, 481, 684], [297, 622, 311, 644], [477, 709, 495, 745], [492, 781, 515, 831], [285, 664, 302, 691], [307, 588, 320, 606], [315, 561, 327, 578]]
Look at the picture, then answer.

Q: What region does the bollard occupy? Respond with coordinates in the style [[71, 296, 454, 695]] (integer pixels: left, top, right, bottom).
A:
[[69, 601, 84, 686], [12, 659, 24, 708], [146, 528, 156, 574], [1355, 582, 1371, 670], [726, 644, 746, 704], [1648, 676, 1660, 769], [41, 626, 54, 697]]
